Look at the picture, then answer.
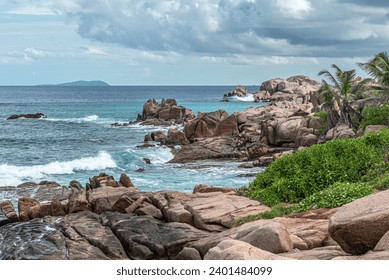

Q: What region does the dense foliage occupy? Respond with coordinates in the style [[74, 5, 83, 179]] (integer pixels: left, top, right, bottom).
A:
[[243, 129, 389, 206], [360, 103, 389, 129], [296, 182, 373, 211]]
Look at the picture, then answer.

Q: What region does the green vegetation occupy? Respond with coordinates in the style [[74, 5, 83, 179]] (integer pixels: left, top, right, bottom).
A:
[[317, 64, 370, 130], [238, 52, 389, 225], [238, 182, 375, 224], [360, 103, 389, 130], [358, 51, 389, 99], [314, 51, 389, 131], [313, 111, 327, 122], [242, 129, 389, 208], [296, 182, 373, 211]]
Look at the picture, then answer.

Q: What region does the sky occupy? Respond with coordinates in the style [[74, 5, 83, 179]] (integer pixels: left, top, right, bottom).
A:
[[0, 0, 388, 85]]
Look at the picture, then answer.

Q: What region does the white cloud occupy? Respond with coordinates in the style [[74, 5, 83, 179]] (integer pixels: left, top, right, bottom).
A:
[[3, 0, 389, 60], [84, 47, 107, 56], [24, 47, 51, 61], [275, 0, 313, 19], [6, 6, 56, 15]]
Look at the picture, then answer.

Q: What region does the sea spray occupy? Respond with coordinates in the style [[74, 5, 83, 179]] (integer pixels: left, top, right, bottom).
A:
[[0, 151, 117, 186]]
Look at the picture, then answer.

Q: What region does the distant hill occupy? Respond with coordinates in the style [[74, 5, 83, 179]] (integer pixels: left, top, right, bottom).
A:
[[41, 80, 110, 86]]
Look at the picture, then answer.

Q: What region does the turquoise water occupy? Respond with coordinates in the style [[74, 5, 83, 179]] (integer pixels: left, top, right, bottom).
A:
[[0, 86, 264, 192]]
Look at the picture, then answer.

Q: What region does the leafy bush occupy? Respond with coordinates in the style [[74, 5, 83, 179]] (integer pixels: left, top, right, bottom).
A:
[[297, 182, 373, 211], [243, 129, 389, 206], [360, 103, 389, 130], [313, 111, 328, 122]]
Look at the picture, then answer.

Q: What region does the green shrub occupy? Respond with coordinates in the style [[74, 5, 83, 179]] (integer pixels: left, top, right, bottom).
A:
[[236, 204, 298, 225], [360, 103, 389, 130], [297, 182, 373, 211], [314, 111, 328, 122], [243, 129, 389, 206]]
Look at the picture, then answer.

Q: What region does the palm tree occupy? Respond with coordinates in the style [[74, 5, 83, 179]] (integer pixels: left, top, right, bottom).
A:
[[357, 51, 389, 100], [317, 64, 371, 130]]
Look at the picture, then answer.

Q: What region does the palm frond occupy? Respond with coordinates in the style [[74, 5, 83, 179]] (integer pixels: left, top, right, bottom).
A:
[[318, 68, 340, 89]]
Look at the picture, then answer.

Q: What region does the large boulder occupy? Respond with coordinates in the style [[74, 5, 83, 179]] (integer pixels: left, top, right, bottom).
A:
[[67, 189, 90, 214], [184, 192, 270, 232], [275, 117, 305, 145], [169, 137, 245, 163], [101, 212, 210, 260], [167, 129, 189, 145], [214, 115, 239, 137], [184, 110, 229, 141], [328, 189, 389, 255], [325, 124, 355, 141], [62, 211, 127, 260], [204, 240, 291, 260], [18, 197, 40, 221]]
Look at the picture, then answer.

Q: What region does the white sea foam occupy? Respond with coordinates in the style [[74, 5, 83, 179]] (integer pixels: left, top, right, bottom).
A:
[[0, 151, 117, 186], [235, 94, 255, 102], [128, 123, 183, 134], [128, 145, 174, 165], [45, 115, 108, 123]]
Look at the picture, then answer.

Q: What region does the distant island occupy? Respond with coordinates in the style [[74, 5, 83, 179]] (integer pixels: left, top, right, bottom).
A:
[[40, 80, 110, 87]]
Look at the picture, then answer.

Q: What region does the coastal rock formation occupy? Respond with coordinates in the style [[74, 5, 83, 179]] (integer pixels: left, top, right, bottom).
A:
[[184, 110, 229, 141], [136, 98, 194, 125], [7, 113, 47, 120], [168, 136, 246, 162], [223, 86, 248, 98], [169, 100, 324, 164], [254, 76, 321, 103], [0, 212, 127, 260], [2, 172, 389, 260], [102, 212, 210, 259]]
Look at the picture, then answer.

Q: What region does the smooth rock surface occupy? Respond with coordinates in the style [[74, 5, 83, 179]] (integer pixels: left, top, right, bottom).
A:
[[329, 189, 389, 255]]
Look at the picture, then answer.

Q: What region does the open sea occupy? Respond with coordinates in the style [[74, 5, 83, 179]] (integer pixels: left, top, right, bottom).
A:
[[0, 86, 265, 193]]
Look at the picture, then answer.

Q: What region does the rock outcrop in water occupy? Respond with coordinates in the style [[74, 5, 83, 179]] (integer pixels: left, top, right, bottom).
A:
[[134, 76, 327, 165], [7, 113, 47, 120], [223, 85, 248, 98], [111, 98, 195, 127], [2, 172, 389, 260], [137, 98, 195, 125]]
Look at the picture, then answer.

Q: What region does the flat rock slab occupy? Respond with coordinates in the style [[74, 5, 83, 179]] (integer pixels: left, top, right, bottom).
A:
[[181, 192, 271, 231], [0, 183, 71, 210], [329, 189, 389, 255], [0, 211, 127, 260], [204, 240, 292, 260], [188, 219, 290, 257], [101, 211, 210, 260], [274, 217, 329, 250], [279, 246, 349, 260]]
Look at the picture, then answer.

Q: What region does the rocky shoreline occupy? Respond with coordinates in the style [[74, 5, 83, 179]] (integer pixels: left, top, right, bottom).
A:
[[1, 172, 389, 260], [2, 75, 388, 260], [115, 76, 372, 167]]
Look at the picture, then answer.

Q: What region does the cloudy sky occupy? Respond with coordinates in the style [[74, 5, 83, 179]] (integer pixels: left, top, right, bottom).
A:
[[0, 0, 388, 85]]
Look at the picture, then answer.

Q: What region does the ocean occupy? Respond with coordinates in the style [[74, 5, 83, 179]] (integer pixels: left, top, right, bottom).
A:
[[0, 86, 265, 193]]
